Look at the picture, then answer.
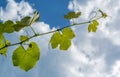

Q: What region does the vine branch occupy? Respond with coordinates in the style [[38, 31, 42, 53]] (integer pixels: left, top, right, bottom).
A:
[[0, 16, 103, 50]]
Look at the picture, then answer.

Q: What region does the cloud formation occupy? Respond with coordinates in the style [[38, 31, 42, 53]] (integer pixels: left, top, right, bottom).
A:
[[0, 0, 34, 21], [65, 0, 120, 77]]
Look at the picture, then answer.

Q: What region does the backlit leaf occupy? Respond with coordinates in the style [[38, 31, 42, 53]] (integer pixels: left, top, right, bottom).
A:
[[20, 35, 29, 42], [88, 23, 92, 32], [13, 11, 40, 32], [60, 37, 71, 50], [0, 36, 8, 56], [50, 31, 61, 49], [0, 44, 7, 56], [17, 16, 31, 26], [92, 24, 97, 32], [12, 42, 40, 71], [14, 16, 31, 31], [50, 28, 75, 50], [0, 22, 4, 34], [74, 12, 81, 18], [14, 24, 26, 32], [88, 20, 99, 32], [3, 20, 15, 33], [93, 20, 99, 26], [62, 28, 75, 39], [64, 11, 81, 19], [5, 40, 11, 45]]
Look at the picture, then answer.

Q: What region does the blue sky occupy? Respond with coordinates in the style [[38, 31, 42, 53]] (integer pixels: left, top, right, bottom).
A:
[[28, 0, 70, 27], [0, 0, 70, 27], [1, 0, 120, 77]]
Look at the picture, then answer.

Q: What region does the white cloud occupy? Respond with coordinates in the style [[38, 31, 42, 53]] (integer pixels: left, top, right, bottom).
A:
[[64, 0, 120, 77], [111, 60, 120, 77], [0, 0, 34, 21]]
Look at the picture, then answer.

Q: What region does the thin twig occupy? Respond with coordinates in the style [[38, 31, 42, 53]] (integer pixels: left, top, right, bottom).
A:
[[0, 16, 103, 50]]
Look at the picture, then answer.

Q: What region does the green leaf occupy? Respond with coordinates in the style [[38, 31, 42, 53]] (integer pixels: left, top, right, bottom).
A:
[[93, 20, 99, 26], [88, 23, 92, 32], [0, 22, 4, 34], [5, 40, 11, 45], [14, 16, 31, 31], [88, 20, 99, 32], [64, 11, 81, 19], [60, 37, 71, 50], [18, 16, 31, 26], [0, 34, 4, 41], [12, 42, 40, 71], [13, 11, 40, 32], [88, 23, 97, 32], [64, 12, 75, 19], [20, 35, 29, 42], [74, 12, 81, 18], [14, 24, 26, 32], [12, 46, 25, 66], [62, 28, 75, 39], [0, 43, 7, 56], [92, 24, 97, 32], [50, 28, 75, 50], [0, 36, 8, 56], [3, 20, 15, 33], [50, 31, 61, 49]]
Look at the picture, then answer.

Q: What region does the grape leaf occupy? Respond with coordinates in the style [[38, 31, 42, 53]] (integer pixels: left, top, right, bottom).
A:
[[62, 27, 75, 39], [17, 16, 31, 26], [59, 37, 71, 50], [0, 43, 7, 56], [64, 11, 81, 19], [14, 16, 31, 31], [88, 23, 92, 32], [12, 42, 40, 71], [50, 31, 61, 49], [3, 20, 15, 33], [13, 24, 26, 32], [74, 12, 81, 18], [50, 28, 75, 50], [20, 35, 29, 42], [92, 24, 97, 32], [88, 20, 99, 32], [0, 22, 4, 35], [14, 11, 40, 31], [5, 40, 11, 45], [0, 36, 8, 56], [93, 20, 99, 26]]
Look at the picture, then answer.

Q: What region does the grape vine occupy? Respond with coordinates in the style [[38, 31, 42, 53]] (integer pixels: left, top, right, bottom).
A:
[[0, 9, 108, 71]]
